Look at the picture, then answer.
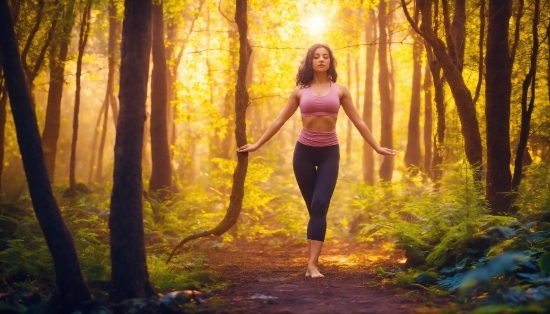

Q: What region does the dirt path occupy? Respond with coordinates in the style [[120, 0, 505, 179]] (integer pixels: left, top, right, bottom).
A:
[[200, 239, 453, 313]]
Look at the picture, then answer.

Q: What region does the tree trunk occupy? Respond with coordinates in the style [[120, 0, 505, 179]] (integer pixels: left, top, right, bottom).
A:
[[404, 34, 423, 172], [363, 9, 376, 184], [511, 0, 540, 193], [68, 0, 92, 195], [95, 0, 120, 183], [42, 0, 75, 183], [378, 0, 394, 181], [426, 44, 446, 184], [485, 0, 513, 214], [167, 0, 250, 263], [0, 1, 91, 310], [0, 84, 6, 193], [109, 0, 155, 302], [423, 61, 433, 177], [401, 0, 483, 182], [450, 0, 466, 70], [148, 2, 172, 200]]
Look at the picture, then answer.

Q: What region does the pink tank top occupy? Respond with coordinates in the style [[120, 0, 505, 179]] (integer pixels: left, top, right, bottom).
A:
[[299, 82, 340, 117], [297, 83, 340, 147]]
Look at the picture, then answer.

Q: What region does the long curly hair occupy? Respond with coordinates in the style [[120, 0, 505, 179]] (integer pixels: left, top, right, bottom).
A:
[[295, 43, 338, 88]]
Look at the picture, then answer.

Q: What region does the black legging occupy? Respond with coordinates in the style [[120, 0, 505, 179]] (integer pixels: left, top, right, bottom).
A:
[[293, 141, 340, 242]]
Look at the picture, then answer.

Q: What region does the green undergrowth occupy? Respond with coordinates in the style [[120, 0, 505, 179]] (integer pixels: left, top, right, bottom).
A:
[[354, 161, 550, 313]]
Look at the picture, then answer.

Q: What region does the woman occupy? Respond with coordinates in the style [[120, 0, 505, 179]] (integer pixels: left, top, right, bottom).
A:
[[236, 43, 396, 278]]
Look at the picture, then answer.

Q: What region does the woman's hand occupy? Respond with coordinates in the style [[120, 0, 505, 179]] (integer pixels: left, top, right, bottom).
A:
[[376, 146, 397, 156], [236, 143, 259, 153]]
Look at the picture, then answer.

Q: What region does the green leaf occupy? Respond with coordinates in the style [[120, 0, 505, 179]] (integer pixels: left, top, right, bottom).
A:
[[538, 252, 550, 273]]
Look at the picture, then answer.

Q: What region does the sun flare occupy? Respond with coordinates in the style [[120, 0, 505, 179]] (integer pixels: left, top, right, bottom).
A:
[[307, 15, 325, 35]]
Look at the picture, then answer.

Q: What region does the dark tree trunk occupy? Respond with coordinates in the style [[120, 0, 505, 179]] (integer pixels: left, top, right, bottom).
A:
[[68, 0, 92, 195], [0, 84, 6, 193], [423, 61, 433, 177], [149, 2, 172, 200], [378, 0, 394, 181], [450, 0, 466, 70], [485, 0, 513, 214], [109, 0, 155, 303], [511, 0, 540, 193], [167, 0, 250, 263], [0, 1, 91, 310], [363, 9, 376, 184], [404, 34, 423, 172], [42, 0, 75, 183]]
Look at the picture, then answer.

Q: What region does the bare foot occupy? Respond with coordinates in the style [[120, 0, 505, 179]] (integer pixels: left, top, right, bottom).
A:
[[305, 269, 310, 277], [307, 264, 324, 278]]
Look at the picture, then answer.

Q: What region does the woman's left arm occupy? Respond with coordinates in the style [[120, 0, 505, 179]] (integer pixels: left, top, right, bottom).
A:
[[339, 84, 396, 156]]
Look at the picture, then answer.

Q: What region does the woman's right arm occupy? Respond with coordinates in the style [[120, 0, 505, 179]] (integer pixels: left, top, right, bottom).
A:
[[236, 88, 300, 153]]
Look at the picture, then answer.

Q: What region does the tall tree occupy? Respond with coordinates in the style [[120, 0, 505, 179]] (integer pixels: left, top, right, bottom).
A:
[[363, 9, 376, 184], [94, 0, 120, 183], [401, 0, 483, 182], [42, 0, 75, 183], [149, 0, 172, 200], [404, 34, 423, 172], [167, 0, 250, 263], [485, 0, 513, 214], [0, 1, 91, 310], [67, 0, 92, 195], [109, 0, 156, 302], [423, 62, 433, 177], [512, 0, 541, 193], [378, 0, 394, 181]]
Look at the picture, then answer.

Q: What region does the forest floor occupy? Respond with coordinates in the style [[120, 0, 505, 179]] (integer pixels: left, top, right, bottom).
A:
[[194, 238, 458, 314]]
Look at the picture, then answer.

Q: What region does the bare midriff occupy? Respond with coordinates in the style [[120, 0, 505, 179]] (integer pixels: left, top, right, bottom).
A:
[[302, 116, 337, 132]]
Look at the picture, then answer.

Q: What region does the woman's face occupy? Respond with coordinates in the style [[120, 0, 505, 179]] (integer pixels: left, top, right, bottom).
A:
[[311, 47, 330, 73]]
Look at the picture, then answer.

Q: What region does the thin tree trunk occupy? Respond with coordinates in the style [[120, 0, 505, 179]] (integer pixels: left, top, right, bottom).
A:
[[68, 0, 92, 196], [404, 34, 423, 172], [0, 84, 6, 193], [423, 61, 433, 177], [167, 0, 250, 263], [42, 0, 75, 183], [426, 44, 446, 184], [109, 0, 155, 302], [378, 0, 394, 181], [485, 0, 513, 214], [473, 0, 485, 105], [363, 9, 376, 184], [95, 0, 120, 183], [0, 1, 91, 310], [149, 1, 172, 200], [511, 0, 540, 192], [346, 51, 352, 164]]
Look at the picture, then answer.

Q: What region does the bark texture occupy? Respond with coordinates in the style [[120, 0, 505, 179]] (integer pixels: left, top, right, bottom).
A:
[[378, 0, 394, 181], [42, 0, 75, 183], [109, 0, 156, 302], [485, 0, 513, 213], [0, 1, 90, 310], [149, 2, 172, 200]]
